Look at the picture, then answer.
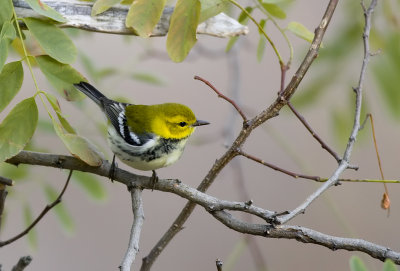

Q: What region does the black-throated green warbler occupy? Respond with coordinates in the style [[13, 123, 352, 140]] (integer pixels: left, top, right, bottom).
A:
[[74, 82, 209, 180]]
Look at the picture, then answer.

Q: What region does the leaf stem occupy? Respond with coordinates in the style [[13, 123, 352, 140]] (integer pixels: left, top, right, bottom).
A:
[[227, 0, 284, 67]]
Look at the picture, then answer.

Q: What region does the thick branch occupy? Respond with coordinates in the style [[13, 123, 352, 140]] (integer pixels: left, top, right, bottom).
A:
[[119, 187, 144, 271], [212, 211, 400, 264], [13, 0, 248, 38]]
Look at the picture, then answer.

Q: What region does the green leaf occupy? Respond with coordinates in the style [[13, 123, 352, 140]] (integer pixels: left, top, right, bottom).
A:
[[257, 19, 267, 62], [43, 92, 77, 134], [349, 256, 368, 271], [225, 36, 239, 52], [199, 0, 229, 23], [36, 55, 86, 101], [287, 21, 314, 43], [24, 0, 67, 23], [44, 183, 74, 233], [166, 0, 200, 62], [1, 21, 16, 40], [261, 0, 288, 3], [383, 259, 398, 271], [0, 0, 13, 29], [238, 7, 253, 23], [0, 97, 38, 163], [73, 171, 107, 201], [126, 0, 167, 37], [23, 204, 38, 249], [92, 0, 122, 16], [0, 61, 24, 113], [0, 39, 8, 75], [52, 119, 103, 166], [0, 163, 29, 181], [262, 3, 286, 19], [372, 34, 400, 119], [24, 18, 77, 64], [132, 72, 165, 85]]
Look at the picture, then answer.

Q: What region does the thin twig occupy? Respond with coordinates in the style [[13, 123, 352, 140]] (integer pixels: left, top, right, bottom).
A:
[[276, 0, 377, 225], [119, 187, 144, 271], [368, 114, 390, 211], [238, 149, 322, 182], [0, 170, 73, 247], [194, 75, 248, 123], [287, 101, 342, 163], [11, 256, 32, 271], [141, 1, 339, 269]]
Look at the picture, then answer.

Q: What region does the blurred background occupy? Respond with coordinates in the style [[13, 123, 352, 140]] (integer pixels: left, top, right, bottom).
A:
[[1, 0, 400, 270]]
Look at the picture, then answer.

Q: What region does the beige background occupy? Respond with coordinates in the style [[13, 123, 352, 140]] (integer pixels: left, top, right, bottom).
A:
[[2, 1, 400, 270]]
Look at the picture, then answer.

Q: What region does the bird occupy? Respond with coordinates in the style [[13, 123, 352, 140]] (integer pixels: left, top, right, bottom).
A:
[[73, 81, 209, 184]]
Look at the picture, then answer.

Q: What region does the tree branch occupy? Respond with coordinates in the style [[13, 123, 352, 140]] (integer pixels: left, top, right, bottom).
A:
[[13, 0, 248, 38], [119, 187, 145, 271], [6, 151, 400, 265], [141, 1, 339, 269], [211, 210, 400, 264]]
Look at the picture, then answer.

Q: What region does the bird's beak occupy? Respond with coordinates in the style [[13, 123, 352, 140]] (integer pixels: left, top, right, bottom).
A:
[[192, 120, 210, 127]]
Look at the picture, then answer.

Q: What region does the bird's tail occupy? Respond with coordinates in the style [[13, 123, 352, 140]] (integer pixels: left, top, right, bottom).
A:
[[74, 82, 107, 107]]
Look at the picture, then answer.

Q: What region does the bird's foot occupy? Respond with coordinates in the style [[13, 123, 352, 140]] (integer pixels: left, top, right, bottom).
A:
[[150, 170, 158, 191], [109, 155, 118, 182]]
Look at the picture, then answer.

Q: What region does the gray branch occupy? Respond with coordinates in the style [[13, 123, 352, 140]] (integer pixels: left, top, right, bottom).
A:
[[7, 150, 400, 265], [212, 211, 400, 264], [119, 187, 145, 271], [13, 0, 248, 37]]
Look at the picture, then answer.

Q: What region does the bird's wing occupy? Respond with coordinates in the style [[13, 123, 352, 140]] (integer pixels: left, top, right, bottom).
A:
[[103, 100, 154, 147]]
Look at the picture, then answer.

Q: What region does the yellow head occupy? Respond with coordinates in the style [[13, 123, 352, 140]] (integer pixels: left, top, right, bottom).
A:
[[125, 103, 209, 139]]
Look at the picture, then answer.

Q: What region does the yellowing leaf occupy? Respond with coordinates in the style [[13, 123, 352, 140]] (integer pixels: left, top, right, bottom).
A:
[[24, 18, 76, 64], [0, 61, 24, 113], [36, 55, 86, 101], [125, 0, 166, 37], [53, 119, 103, 166], [287, 21, 314, 43], [92, 0, 122, 16], [24, 0, 67, 23], [167, 0, 200, 62], [0, 97, 38, 162]]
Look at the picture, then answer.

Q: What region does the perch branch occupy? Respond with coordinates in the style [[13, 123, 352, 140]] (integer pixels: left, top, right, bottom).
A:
[[13, 0, 248, 38], [6, 151, 400, 265]]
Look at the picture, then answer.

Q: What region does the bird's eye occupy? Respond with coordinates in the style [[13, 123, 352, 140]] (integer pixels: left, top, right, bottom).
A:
[[179, 122, 187, 127]]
